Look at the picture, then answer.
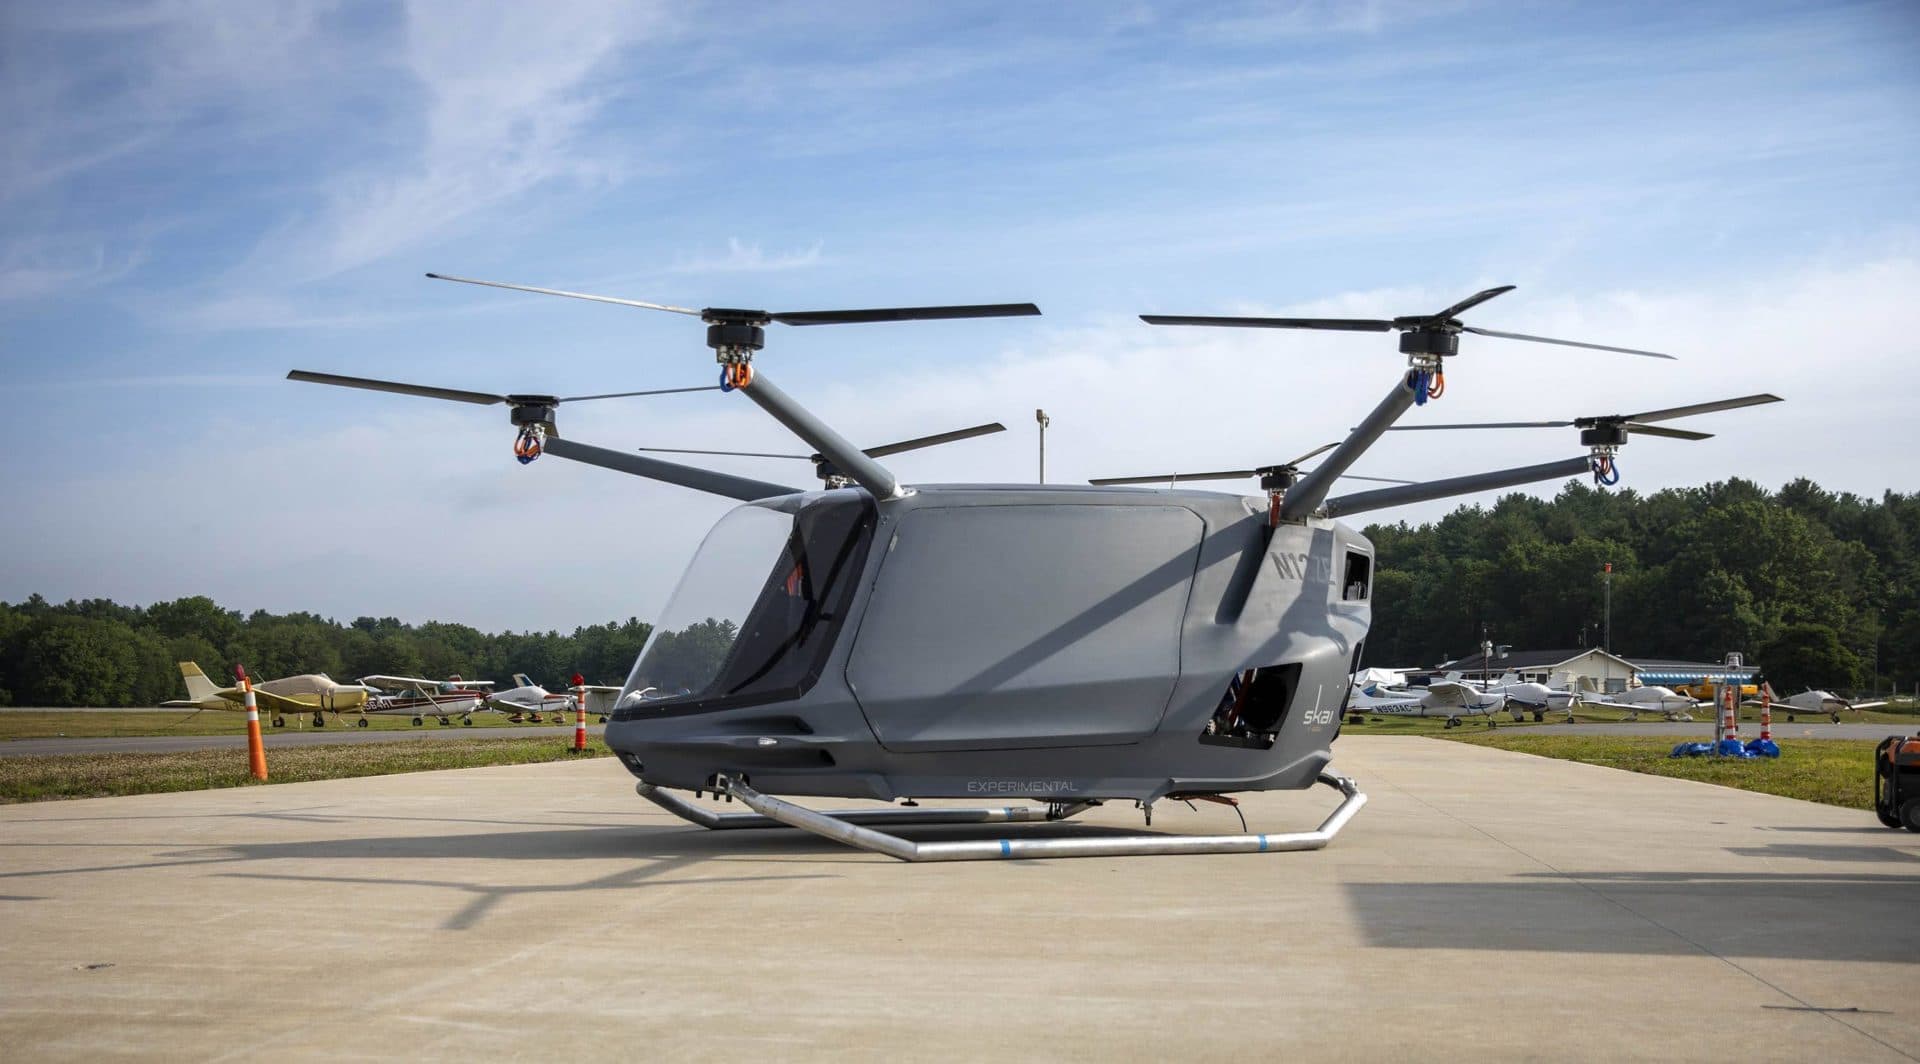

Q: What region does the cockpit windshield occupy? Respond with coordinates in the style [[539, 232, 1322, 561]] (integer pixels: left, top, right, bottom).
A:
[[615, 495, 875, 717]]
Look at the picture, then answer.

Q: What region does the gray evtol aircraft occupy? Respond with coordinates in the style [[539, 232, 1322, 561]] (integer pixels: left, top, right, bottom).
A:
[[289, 277, 1779, 862]]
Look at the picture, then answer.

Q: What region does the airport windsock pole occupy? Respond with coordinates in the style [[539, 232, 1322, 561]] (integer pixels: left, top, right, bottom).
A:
[[236, 664, 268, 780], [571, 673, 587, 754]]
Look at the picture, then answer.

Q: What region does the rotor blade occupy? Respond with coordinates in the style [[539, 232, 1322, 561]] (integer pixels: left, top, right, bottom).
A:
[[1337, 474, 1419, 485], [557, 385, 722, 402], [1625, 422, 1713, 441], [1382, 420, 1575, 431], [634, 446, 811, 459], [1620, 393, 1782, 424], [543, 437, 800, 501], [1433, 285, 1516, 320], [425, 273, 702, 316], [862, 422, 1007, 459], [286, 370, 505, 406], [770, 304, 1041, 326], [1139, 314, 1394, 332], [1460, 326, 1676, 360], [1089, 468, 1257, 486], [1283, 441, 1341, 468]]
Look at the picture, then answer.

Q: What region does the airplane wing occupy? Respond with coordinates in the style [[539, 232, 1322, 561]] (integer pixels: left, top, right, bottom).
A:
[[159, 699, 223, 710], [249, 688, 313, 712], [1422, 681, 1477, 708], [358, 674, 442, 689], [1850, 701, 1888, 711]]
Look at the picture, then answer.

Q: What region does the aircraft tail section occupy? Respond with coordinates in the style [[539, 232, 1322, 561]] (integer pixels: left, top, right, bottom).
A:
[[179, 662, 221, 703]]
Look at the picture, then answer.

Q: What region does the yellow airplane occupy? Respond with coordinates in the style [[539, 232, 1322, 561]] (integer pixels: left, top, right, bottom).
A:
[[161, 662, 375, 728]]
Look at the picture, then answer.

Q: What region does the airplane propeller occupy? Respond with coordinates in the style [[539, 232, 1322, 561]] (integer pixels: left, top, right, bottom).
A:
[[1141, 285, 1676, 362], [637, 422, 1007, 483], [1090, 441, 1416, 489]]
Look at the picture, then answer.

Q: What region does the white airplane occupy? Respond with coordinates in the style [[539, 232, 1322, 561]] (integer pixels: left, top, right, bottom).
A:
[[483, 674, 623, 723], [1347, 680, 1509, 728], [1584, 685, 1703, 722], [1443, 671, 1581, 721], [1745, 688, 1887, 723], [358, 674, 493, 726]]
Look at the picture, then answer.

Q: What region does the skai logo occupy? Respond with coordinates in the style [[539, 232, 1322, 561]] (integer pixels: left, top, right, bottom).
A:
[[1269, 551, 1333, 583]]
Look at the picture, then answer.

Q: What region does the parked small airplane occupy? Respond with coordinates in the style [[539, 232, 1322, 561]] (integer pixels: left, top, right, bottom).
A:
[[482, 673, 622, 723], [1584, 685, 1702, 722], [1746, 687, 1887, 723], [359, 675, 493, 726], [161, 662, 375, 727], [1347, 680, 1509, 728]]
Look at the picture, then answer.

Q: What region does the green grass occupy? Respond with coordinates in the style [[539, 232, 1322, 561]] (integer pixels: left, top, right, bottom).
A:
[[0, 709, 587, 741], [1440, 732, 1880, 810], [0, 737, 612, 803]]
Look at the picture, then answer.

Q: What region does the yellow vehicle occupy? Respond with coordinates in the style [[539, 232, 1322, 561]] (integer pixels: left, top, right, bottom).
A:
[[1672, 679, 1758, 701]]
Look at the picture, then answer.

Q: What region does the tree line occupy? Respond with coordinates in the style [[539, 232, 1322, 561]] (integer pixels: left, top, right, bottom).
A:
[[1361, 478, 1918, 693], [3, 476, 1913, 705], [0, 596, 653, 707]]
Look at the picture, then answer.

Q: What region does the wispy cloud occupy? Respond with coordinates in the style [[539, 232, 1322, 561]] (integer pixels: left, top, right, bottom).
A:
[[252, 0, 674, 282], [670, 238, 825, 274], [0, 237, 147, 301]]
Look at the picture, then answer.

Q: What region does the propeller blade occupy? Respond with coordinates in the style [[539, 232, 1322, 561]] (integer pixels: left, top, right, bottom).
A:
[[771, 304, 1040, 326], [862, 422, 1007, 459], [1460, 326, 1676, 360], [1336, 474, 1419, 485], [1283, 441, 1341, 468], [634, 446, 811, 459], [557, 385, 722, 402], [1432, 285, 1516, 321], [286, 370, 505, 406], [1139, 314, 1394, 332], [1620, 393, 1782, 424], [1624, 423, 1713, 441], [1089, 468, 1257, 486], [425, 273, 702, 316], [1383, 420, 1575, 431]]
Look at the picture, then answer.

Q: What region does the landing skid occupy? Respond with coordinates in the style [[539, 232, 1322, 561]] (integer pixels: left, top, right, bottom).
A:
[[637, 774, 1366, 862]]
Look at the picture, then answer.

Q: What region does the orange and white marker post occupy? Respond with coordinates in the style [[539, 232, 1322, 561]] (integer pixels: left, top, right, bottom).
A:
[[236, 664, 268, 780], [1717, 682, 1740, 747], [1759, 682, 1775, 742], [571, 672, 588, 754]]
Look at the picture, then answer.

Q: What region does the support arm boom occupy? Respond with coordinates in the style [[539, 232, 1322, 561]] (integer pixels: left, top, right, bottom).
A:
[[542, 437, 800, 501], [738, 370, 905, 500], [1321, 455, 1592, 518], [1278, 371, 1422, 521]]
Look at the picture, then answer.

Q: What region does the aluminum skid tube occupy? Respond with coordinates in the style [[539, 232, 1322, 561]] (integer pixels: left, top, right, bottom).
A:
[[697, 774, 1366, 862], [637, 781, 1092, 831]]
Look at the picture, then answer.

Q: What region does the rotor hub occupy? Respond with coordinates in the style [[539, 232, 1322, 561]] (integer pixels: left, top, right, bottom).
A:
[[1255, 466, 1300, 493], [706, 322, 765, 361]]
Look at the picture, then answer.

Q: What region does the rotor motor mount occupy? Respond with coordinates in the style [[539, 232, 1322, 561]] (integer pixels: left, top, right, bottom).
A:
[[1579, 423, 1629, 448], [1398, 329, 1459, 359], [705, 322, 766, 358], [507, 399, 559, 432]]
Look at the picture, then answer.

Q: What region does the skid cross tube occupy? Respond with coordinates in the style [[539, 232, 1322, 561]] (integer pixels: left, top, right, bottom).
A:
[[636, 781, 1091, 830], [680, 774, 1365, 862]]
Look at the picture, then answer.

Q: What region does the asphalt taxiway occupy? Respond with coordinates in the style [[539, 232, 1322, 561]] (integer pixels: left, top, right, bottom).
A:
[[2, 736, 1915, 1060]]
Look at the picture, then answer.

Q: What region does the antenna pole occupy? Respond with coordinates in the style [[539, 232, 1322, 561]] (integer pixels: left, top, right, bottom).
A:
[[1279, 371, 1423, 521], [1604, 561, 1613, 653], [737, 371, 906, 501], [1036, 408, 1050, 484]]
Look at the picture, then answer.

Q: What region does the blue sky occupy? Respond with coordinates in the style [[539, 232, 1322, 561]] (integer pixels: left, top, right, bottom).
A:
[[3, 0, 1916, 630]]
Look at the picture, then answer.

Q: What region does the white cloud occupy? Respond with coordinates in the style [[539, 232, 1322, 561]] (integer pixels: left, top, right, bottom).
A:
[[670, 238, 825, 274], [255, 0, 673, 281]]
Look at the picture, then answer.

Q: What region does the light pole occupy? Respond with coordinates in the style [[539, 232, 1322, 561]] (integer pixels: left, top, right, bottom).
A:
[[1603, 561, 1612, 653], [1035, 408, 1050, 484]]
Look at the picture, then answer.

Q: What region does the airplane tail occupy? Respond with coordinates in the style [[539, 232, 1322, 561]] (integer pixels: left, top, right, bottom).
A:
[[179, 662, 221, 703]]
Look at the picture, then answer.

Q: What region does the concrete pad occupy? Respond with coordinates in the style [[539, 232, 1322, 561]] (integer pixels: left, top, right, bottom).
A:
[[1, 736, 1916, 1062]]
